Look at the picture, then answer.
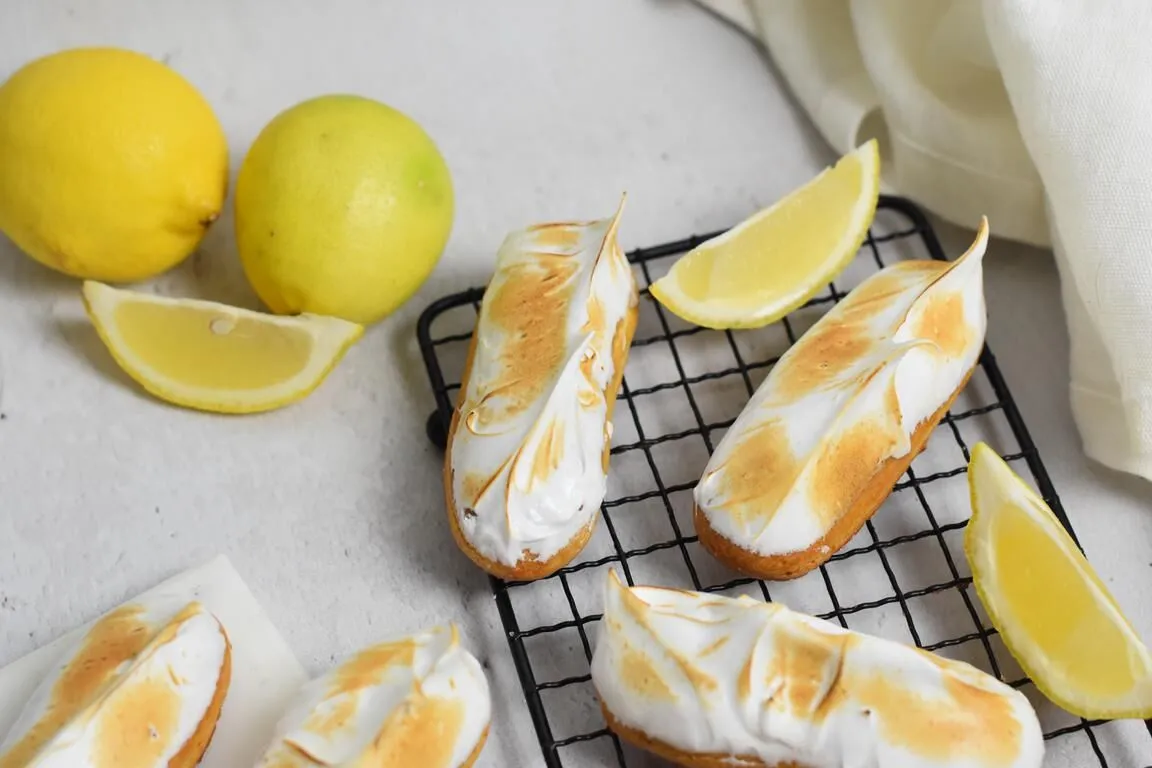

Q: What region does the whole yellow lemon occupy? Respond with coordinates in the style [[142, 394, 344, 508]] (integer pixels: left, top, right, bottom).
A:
[[0, 47, 228, 282], [234, 94, 453, 325]]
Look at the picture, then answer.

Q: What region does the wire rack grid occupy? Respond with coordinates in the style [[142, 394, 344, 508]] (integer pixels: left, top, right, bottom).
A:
[[418, 196, 1152, 768]]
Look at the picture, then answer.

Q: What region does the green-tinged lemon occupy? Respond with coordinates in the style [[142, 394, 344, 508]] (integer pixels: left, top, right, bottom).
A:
[[235, 94, 454, 325]]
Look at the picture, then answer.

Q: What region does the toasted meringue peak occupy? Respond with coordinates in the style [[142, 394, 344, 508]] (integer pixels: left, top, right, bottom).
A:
[[592, 570, 1042, 768], [254, 624, 490, 768], [447, 200, 638, 571], [0, 599, 231, 768], [695, 221, 989, 559]]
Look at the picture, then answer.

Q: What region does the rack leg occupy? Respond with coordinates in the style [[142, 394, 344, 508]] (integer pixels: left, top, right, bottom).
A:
[[426, 410, 449, 451]]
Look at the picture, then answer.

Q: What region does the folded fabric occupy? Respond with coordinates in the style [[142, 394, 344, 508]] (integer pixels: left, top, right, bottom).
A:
[[695, 0, 1152, 482]]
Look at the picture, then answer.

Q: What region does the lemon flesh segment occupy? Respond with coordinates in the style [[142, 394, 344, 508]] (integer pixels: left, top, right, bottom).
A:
[[966, 442, 1152, 719], [648, 139, 880, 330], [81, 281, 363, 414]]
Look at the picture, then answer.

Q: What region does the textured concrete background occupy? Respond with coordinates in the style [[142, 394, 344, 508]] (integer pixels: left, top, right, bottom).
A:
[[2, 2, 1150, 766]]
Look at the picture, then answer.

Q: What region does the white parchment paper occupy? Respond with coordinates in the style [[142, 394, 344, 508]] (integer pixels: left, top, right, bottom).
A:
[[0, 554, 307, 767]]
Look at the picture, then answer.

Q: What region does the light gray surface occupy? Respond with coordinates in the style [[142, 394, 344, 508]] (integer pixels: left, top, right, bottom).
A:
[[1, 2, 1151, 766]]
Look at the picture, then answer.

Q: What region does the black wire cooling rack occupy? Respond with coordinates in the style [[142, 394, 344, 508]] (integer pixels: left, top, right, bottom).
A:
[[418, 196, 1152, 768]]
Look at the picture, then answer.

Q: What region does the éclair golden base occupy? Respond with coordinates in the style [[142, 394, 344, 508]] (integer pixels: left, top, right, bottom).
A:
[[695, 367, 975, 581], [460, 725, 491, 768], [600, 702, 807, 768], [443, 298, 638, 582], [170, 628, 232, 767]]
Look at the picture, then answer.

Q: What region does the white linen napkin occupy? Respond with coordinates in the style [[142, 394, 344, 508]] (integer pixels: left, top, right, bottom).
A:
[[695, 0, 1152, 482]]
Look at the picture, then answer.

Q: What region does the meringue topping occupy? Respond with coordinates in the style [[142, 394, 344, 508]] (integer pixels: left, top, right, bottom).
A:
[[695, 219, 989, 557], [254, 624, 490, 768], [591, 570, 1043, 768], [447, 201, 637, 569], [0, 599, 230, 768]]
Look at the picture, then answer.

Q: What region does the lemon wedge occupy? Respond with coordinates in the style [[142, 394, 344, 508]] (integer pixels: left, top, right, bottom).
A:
[[648, 140, 880, 330], [82, 281, 363, 414], [966, 442, 1152, 719]]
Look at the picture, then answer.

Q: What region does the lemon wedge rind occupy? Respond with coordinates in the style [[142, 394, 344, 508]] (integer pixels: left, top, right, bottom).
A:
[[81, 281, 364, 415], [648, 139, 880, 330], [966, 441, 1152, 719]]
